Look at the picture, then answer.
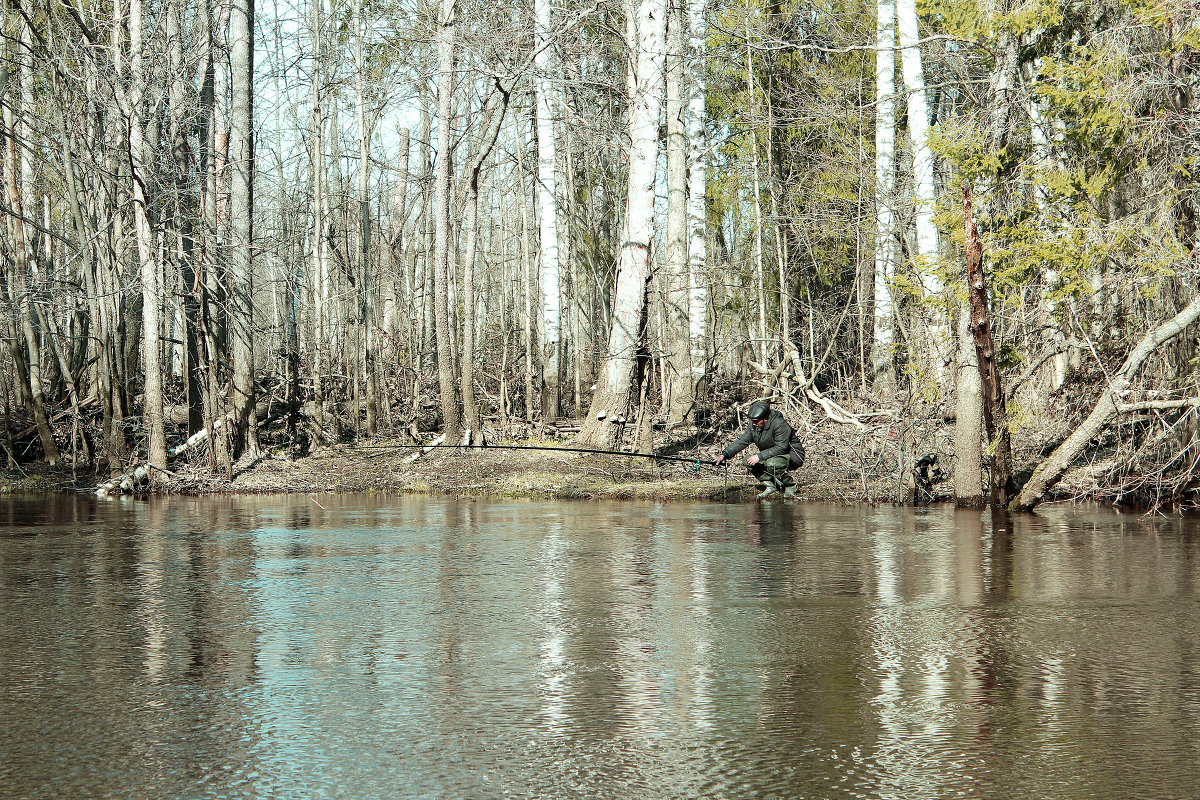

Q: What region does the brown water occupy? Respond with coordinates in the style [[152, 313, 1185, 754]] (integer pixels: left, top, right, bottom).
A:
[[2, 494, 1199, 799]]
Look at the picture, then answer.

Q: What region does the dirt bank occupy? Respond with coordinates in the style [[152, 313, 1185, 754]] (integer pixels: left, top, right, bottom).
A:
[[0, 403, 1118, 506]]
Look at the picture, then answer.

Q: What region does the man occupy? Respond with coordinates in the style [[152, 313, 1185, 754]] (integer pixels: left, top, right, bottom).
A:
[[713, 400, 805, 499]]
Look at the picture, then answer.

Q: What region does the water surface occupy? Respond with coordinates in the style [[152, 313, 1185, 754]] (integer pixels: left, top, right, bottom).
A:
[[2, 495, 1199, 799]]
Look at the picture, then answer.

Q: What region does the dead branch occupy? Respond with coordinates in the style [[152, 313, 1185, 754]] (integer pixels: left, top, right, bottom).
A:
[[1013, 294, 1200, 510]]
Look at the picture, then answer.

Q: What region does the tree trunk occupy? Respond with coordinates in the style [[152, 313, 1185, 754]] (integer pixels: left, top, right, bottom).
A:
[[871, 0, 898, 393], [511, 120, 536, 423], [116, 0, 167, 476], [166, 1, 205, 437], [307, 0, 327, 437], [964, 184, 1014, 504], [577, 0, 667, 449], [685, 0, 709, 417], [461, 82, 510, 443], [744, 15, 769, 369], [897, 0, 949, 389], [535, 0, 562, 424], [229, 0, 259, 460], [389, 125, 411, 346], [354, 0, 378, 436], [664, 0, 690, 424], [953, 305, 984, 506], [203, 0, 233, 472], [433, 0, 461, 440]]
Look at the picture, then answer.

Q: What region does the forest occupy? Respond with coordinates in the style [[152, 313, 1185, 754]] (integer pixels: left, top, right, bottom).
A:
[[0, 0, 1196, 509]]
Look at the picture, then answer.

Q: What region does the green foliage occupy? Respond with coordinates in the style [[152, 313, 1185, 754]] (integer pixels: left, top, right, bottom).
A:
[[1035, 49, 1129, 163], [927, 0, 1192, 335], [918, 0, 986, 41], [704, 0, 875, 338]]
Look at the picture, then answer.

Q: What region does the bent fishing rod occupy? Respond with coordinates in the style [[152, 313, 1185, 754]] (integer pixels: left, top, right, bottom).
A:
[[349, 442, 728, 471]]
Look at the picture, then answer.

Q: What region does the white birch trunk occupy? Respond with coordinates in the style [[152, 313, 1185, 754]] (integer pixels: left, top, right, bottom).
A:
[[897, 0, 949, 388], [307, 0, 328, 432], [685, 0, 708, 402], [535, 0, 561, 422], [664, 0, 689, 423], [871, 0, 898, 392], [120, 0, 168, 473], [433, 0, 461, 438], [1030, 79, 1068, 391], [577, 0, 667, 447]]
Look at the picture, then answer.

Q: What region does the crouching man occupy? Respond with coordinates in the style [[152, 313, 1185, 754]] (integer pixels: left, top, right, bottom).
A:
[[713, 400, 806, 499]]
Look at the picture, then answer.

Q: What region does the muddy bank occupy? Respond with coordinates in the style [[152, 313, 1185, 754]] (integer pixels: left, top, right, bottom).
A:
[[0, 415, 1043, 505]]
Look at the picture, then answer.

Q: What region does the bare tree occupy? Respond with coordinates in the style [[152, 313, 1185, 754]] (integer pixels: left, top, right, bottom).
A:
[[685, 0, 708, 416], [2, 14, 58, 465], [663, 0, 689, 425], [535, 0, 562, 423], [433, 0, 462, 441], [114, 0, 168, 476], [871, 0, 897, 393], [229, 0, 259, 459], [577, 0, 667, 449]]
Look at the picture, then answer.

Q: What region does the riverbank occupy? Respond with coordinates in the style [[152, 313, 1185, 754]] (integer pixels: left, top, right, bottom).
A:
[[0, 406, 1104, 505]]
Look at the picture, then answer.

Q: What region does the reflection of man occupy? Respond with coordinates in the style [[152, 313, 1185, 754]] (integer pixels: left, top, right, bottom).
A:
[[713, 401, 805, 499]]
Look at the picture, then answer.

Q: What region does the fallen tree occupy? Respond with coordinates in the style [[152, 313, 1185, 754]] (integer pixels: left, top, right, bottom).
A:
[[1012, 293, 1200, 511]]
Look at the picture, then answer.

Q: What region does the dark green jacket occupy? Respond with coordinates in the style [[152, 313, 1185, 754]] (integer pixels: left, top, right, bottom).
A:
[[722, 409, 805, 467]]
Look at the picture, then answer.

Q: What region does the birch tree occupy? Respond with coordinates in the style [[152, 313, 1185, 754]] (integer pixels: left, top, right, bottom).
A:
[[871, 0, 897, 392], [663, 0, 690, 424], [115, 0, 168, 476], [577, 0, 667, 449], [685, 0, 707, 414], [897, 0, 948, 386], [433, 0, 462, 440], [535, 0, 562, 423]]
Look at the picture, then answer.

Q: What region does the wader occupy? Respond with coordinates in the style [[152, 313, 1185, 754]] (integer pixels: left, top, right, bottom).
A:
[[748, 454, 798, 499]]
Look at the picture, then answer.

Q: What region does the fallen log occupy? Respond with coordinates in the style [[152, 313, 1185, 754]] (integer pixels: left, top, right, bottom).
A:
[[402, 433, 447, 463], [1012, 294, 1200, 510]]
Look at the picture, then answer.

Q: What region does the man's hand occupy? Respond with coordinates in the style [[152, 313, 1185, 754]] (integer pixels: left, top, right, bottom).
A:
[[713, 453, 725, 466], [746, 454, 760, 466]]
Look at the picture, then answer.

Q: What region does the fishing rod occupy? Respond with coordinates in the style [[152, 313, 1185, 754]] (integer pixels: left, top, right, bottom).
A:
[[349, 443, 727, 471]]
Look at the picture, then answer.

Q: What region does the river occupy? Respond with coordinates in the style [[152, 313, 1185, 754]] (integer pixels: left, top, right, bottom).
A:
[[2, 494, 1199, 799]]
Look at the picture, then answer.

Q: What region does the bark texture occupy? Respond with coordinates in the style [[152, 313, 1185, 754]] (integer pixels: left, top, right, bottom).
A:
[[964, 184, 1014, 505]]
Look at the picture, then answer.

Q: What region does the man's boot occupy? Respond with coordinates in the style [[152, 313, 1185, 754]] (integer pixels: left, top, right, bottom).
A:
[[756, 482, 779, 499], [782, 484, 799, 499]]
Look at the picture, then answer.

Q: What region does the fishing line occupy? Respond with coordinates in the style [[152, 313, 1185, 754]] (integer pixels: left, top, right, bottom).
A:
[[347, 442, 724, 472]]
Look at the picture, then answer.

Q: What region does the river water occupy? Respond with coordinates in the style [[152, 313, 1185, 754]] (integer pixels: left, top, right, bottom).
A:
[[2, 494, 1199, 799]]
